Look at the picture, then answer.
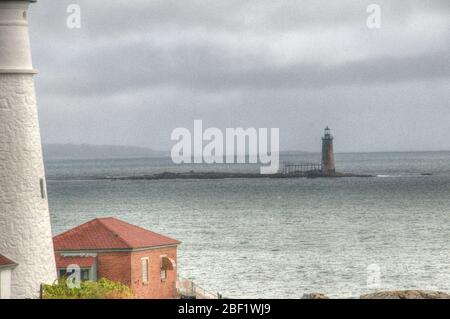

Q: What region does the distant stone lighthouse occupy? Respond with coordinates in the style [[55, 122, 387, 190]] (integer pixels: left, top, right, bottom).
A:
[[321, 126, 336, 175], [0, 0, 56, 298]]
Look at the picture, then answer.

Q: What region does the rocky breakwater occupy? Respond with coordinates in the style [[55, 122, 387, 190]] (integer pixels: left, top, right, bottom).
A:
[[105, 170, 374, 181], [302, 290, 450, 299]]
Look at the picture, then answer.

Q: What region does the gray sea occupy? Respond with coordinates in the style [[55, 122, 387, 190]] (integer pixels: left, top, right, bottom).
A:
[[45, 152, 450, 298]]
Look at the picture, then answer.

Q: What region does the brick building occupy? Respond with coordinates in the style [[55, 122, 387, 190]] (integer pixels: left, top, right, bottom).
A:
[[0, 255, 17, 299], [53, 217, 180, 299]]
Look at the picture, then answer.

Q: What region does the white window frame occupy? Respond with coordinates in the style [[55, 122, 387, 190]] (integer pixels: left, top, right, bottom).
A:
[[141, 257, 149, 284]]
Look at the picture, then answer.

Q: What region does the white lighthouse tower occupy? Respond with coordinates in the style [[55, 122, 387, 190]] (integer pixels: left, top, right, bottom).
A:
[[0, 0, 56, 298]]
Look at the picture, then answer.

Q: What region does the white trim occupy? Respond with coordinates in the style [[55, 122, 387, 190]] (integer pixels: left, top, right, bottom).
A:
[[0, 264, 17, 271], [0, 269, 12, 299], [55, 244, 179, 254], [60, 253, 98, 258], [0, 21, 29, 27], [0, 68, 38, 74], [141, 257, 149, 284]]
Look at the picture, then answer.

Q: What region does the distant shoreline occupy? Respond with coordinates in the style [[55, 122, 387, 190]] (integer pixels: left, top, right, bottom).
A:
[[42, 144, 450, 161]]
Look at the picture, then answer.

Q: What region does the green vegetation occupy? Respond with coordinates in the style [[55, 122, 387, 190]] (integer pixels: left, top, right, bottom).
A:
[[42, 278, 135, 299]]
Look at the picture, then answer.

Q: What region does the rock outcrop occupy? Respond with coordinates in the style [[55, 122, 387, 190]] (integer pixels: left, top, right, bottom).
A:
[[301, 293, 330, 299], [360, 290, 450, 299], [301, 290, 450, 299]]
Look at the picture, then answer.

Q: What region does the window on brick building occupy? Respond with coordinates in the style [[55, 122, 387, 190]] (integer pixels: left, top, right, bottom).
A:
[[141, 258, 149, 284], [58, 269, 68, 278], [160, 256, 173, 281], [160, 269, 167, 280], [81, 269, 90, 281], [58, 268, 90, 281]]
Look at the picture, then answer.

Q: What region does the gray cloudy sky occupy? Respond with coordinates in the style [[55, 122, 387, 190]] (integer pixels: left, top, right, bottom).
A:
[[28, 0, 450, 152]]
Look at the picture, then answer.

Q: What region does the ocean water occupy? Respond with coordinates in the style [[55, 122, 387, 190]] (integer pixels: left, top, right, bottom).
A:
[[45, 152, 450, 298]]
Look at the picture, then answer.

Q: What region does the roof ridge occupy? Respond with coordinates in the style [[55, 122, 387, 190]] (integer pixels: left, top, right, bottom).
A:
[[96, 217, 134, 248], [53, 218, 99, 239], [53, 217, 181, 250], [101, 217, 180, 243]]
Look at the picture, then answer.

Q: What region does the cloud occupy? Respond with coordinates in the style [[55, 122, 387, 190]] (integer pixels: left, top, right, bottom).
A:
[[26, 0, 450, 151]]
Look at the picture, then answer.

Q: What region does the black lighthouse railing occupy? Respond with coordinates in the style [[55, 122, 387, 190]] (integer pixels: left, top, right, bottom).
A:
[[280, 162, 322, 175]]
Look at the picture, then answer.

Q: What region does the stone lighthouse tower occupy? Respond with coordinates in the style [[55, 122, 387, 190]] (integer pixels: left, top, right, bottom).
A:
[[321, 126, 336, 175], [0, 0, 56, 298]]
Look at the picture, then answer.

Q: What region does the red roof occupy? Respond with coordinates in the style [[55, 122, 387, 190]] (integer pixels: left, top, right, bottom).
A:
[[55, 254, 96, 268], [0, 254, 17, 267], [53, 217, 180, 251]]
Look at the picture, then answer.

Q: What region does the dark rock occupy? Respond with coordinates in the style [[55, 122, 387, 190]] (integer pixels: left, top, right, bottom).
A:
[[301, 293, 330, 299], [360, 290, 450, 299]]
